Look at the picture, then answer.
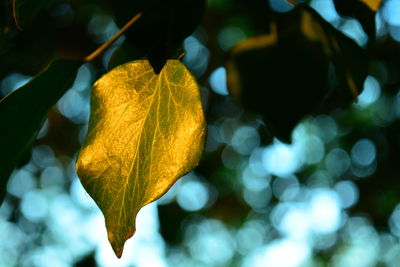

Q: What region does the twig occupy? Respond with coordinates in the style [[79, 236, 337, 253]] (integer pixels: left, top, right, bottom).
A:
[[286, 0, 299, 6], [84, 13, 142, 62]]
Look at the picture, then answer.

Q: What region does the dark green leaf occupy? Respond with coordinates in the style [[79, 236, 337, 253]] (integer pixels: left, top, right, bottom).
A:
[[228, 38, 329, 142], [328, 30, 368, 106], [333, 0, 378, 39], [226, 7, 368, 142], [12, 0, 48, 30], [108, 0, 206, 73], [226, 10, 330, 142], [107, 41, 143, 71], [307, 7, 368, 106], [0, 59, 81, 201]]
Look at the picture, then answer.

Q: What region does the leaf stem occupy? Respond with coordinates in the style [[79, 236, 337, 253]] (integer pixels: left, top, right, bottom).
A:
[[286, 0, 299, 6], [84, 13, 142, 62]]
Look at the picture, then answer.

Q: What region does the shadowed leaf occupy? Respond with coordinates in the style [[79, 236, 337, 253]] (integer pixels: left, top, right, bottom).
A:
[[76, 59, 206, 257], [107, 41, 143, 71], [12, 0, 48, 30], [333, 0, 381, 39], [307, 7, 368, 103], [0, 59, 81, 201], [226, 10, 330, 142], [226, 7, 368, 142], [227, 36, 329, 141], [109, 0, 205, 73]]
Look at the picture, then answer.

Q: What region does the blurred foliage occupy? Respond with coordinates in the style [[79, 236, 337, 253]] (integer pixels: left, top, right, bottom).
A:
[[2, 0, 400, 266]]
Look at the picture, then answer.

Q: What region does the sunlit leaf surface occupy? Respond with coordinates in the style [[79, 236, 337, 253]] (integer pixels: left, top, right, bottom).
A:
[[0, 60, 81, 201], [76, 60, 206, 257]]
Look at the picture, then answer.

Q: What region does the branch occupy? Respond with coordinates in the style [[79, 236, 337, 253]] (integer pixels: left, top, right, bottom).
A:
[[84, 13, 142, 62], [286, 0, 299, 6]]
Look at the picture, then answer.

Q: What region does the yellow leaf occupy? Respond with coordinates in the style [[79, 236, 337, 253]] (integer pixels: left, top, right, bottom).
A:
[[360, 0, 381, 11], [76, 60, 206, 257]]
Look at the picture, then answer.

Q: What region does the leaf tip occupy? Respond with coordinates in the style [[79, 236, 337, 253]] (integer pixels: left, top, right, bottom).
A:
[[112, 246, 123, 259], [106, 224, 137, 259], [107, 230, 127, 258]]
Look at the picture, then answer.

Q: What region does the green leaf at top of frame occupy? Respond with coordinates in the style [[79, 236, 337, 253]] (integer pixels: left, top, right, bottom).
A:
[[333, 0, 381, 39], [107, 41, 144, 71], [12, 0, 48, 30], [76, 59, 206, 258], [0, 59, 81, 201], [108, 0, 206, 73]]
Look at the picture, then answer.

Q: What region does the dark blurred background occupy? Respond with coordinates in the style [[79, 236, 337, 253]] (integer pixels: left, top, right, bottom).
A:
[[2, 0, 400, 266]]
